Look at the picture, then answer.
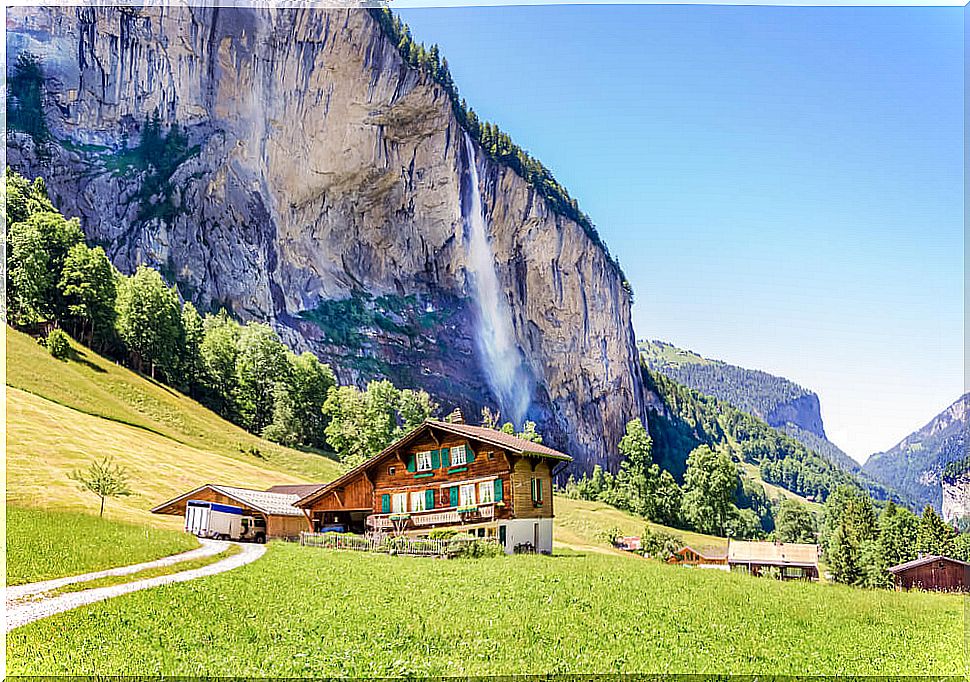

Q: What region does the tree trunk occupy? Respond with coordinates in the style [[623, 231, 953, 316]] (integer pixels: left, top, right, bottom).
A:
[[100, 496, 105, 518]]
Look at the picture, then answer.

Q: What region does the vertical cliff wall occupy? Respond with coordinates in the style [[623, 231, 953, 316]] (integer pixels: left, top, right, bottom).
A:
[[6, 5, 645, 471]]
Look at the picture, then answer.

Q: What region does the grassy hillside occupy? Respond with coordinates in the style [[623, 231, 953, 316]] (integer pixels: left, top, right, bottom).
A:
[[6, 328, 341, 482], [8, 542, 962, 675], [6, 326, 342, 530], [6, 506, 198, 585]]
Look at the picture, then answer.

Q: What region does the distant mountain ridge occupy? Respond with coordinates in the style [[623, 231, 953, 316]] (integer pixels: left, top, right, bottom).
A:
[[863, 394, 969, 512], [639, 340, 860, 473]]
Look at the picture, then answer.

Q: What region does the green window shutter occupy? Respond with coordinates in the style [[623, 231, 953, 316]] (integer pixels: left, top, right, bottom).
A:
[[536, 479, 543, 502], [406, 454, 416, 473], [465, 444, 475, 463], [431, 449, 440, 469], [442, 447, 451, 468], [494, 478, 503, 502], [381, 494, 390, 513], [426, 488, 435, 510], [449, 486, 459, 507]]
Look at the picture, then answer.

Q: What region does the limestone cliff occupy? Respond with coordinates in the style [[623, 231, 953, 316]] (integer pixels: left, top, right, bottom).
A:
[[6, 5, 645, 471], [942, 469, 970, 523]]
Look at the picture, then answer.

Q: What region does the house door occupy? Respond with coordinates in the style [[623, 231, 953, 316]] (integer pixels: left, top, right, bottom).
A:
[[534, 522, 539, 549]]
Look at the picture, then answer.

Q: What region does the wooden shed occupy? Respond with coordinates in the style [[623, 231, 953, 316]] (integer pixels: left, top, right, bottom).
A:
[[152, 484, 320, 540], [887, 555, 970, 592]]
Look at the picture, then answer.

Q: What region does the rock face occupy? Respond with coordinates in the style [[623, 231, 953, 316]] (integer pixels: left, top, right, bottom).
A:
[[864, 394, 969, 512], [6, 6, 645, 471], [942, 469, 970, 523]]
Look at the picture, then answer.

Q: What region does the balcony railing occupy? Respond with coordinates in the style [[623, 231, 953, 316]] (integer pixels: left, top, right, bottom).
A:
[[367, 503, 498, 530]]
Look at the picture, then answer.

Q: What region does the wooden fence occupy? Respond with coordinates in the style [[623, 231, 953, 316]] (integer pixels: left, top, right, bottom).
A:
[[300, 531, 499, 558]]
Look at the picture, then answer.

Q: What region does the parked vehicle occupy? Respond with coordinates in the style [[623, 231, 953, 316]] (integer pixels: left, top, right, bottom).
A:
[[185, 500, 267, 543]]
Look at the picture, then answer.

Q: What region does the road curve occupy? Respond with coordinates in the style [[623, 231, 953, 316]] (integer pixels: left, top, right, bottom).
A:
[[6, 541, 266, 631]]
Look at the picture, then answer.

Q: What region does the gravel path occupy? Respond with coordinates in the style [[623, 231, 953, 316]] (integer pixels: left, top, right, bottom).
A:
[[7, 538, 226, 602], [6, 541, 266, 632]]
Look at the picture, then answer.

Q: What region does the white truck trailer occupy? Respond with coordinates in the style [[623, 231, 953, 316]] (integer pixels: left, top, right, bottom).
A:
[[185, 500, 266, 542]]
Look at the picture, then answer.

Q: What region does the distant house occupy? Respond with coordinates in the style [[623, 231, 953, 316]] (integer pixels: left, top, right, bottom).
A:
[[887, 555, 970, 592], [727, 540, 820, 581], [294, 418, 572, 554], [667, 545, 728, 566], [152, 483, 319, 540], [614, 536, 642, 552]]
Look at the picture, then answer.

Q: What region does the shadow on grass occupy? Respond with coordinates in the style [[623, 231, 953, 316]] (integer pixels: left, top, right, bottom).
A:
[[66, 346, 107, 374]]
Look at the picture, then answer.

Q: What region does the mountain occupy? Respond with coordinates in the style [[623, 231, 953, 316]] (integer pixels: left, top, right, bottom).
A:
[[942, 458, 970, 523], [863, 394, 969, 512], [639, 340, 859, 473], [6, 6, 645, 472], [642, 365, 897, 504]]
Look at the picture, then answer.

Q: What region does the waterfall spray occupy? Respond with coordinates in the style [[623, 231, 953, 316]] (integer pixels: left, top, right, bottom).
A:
[[461, 132, 532, 426]]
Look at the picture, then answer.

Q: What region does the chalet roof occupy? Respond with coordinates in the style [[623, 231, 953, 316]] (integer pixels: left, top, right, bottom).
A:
[[887, 555, 970, 574], [295, 419, 572, 508], [151, 484, 305, 517], [265, 484, 326, 497], [675, 545, 727, 561], [727, 540, 819, 567]]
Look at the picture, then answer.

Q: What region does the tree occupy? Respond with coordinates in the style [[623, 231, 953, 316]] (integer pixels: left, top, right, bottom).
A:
[[775, 499, 816, 544], [7, 218, 52, 325], [5, 169, 55, 227], [681, 444, 738, 536], [200, 311, 242, 416], [916, 505, 957, 557], [68, 457, 133, 517], [876, 501, 919, 567], [398, 388, 438, 433], [177, 301, 205, 395], [263, 351, 336, 448], [234, 323, 288, 433], [822, 486, 878, 586], [517, 421, 543, 444], [58, 243, 117, 347], [115, 265, 183, 379], [45, 328, 71, 360]]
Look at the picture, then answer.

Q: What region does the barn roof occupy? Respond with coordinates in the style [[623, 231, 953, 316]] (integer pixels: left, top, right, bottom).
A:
[[887, 554, 970, 574], [265, 484, 326, 497], [151, 484, 306, 517], [295, 419, 572, 508], [727, 540, 819, 567], [674, 545, 727, 561]]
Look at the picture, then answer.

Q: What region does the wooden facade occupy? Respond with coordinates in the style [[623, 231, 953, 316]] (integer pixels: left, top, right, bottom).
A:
[[295, 419, 570, 553], [667, 545, 728, 565], [888, 555, 970, 592]]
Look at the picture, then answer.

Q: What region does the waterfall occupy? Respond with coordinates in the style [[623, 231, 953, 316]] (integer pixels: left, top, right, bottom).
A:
[[461, 132, 532, 426]]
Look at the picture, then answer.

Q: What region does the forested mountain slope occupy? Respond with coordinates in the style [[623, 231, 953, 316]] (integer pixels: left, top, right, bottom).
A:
[[863, 393, 969, 512], [640, 339, 859, 472]]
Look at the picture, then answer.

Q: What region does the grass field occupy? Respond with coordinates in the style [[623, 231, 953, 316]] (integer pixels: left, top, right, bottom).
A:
[[6, 328, 340, 481], [6, 327, 341, 525], [7, 542, 963, 676], [6, 506, 199, 585]]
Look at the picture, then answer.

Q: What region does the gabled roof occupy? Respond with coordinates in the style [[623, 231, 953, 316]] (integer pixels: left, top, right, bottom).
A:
[[151, 484, 306, 517], [727, 540, 819, 567], [265, 484, 326, 497], [887, 555, 970, 574], [673, 545, 727, 561], [295, 419, 572, 508]]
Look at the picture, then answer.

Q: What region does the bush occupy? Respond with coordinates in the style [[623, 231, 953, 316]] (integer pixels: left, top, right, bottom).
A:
[[449, 538, 505, 559], [641, 527, 683, 561], [428, 528, 458, 540], [45, 328, 71, 360]]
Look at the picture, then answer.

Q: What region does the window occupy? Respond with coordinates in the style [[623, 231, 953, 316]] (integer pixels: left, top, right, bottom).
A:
[[479, 480, 494, 504], [531, 478, 544, 506], [392, 492, 407, 513], [416, 450, 433, 471], [410, 490, 426, 512], [450, 445, 467, 466], [459, 483, 476, 507], [387, 466, 396, 476]]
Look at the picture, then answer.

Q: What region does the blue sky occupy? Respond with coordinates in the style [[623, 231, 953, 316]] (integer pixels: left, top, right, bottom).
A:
[[397, 4, 964, 462]]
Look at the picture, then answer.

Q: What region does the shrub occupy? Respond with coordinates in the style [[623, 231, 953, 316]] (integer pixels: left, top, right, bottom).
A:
[[45, 328, 71, 360], [641, 527, 682, 561], [449, 538, 505, 559], [428, 528, 458, 540]]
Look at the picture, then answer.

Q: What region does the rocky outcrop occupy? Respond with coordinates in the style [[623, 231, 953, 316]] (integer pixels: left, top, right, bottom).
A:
[[766, 393, 825, 440], [6, 6, 645, 471], [942, 470, 970, 523]]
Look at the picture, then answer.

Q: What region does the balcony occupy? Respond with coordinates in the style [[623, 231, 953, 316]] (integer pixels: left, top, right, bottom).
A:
[[367, 503, 498, 531]]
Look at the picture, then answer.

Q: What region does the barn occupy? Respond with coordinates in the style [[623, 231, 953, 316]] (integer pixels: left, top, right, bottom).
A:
[[887, 555, 970, 592], [727, 540, 820, 581], [152, 484, 322, 540]]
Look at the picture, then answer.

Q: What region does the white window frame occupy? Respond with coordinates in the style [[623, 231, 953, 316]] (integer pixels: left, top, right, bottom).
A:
[[392, 492, 408, 513], [478, 480, 494, 504], [450, 445, 467, 466], [459, 483, 476, 508], [410, 490, 427, 512], [416, 450, 433, 472]]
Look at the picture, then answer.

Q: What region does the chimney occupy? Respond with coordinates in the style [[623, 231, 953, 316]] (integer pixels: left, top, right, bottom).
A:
[[446, 408, 464, 424]]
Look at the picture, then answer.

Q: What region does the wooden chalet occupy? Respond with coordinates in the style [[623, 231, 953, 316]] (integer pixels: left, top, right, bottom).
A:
[[727, 540, 820, 580], [667, 545, 728, 566], [294, 419, 572, 554], [152, 484, 321, 540], [887, 555, 970, 592]]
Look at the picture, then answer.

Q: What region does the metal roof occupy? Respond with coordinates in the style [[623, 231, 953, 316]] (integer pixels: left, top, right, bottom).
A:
[[887, 554, 970, 574], [727, 540, 819, 567], [151, 484, 306, 517]]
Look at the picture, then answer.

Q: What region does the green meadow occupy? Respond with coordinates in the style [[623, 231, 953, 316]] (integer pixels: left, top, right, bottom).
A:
[[7, 542, 963, 676]]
